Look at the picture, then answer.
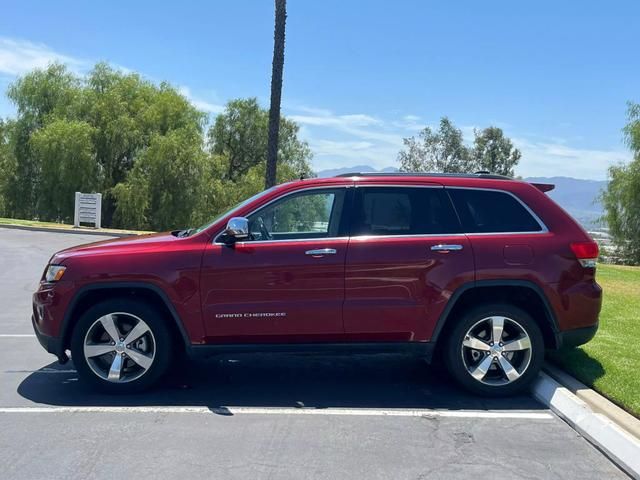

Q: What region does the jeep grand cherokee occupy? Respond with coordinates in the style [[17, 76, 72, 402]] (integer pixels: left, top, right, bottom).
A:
[[32, 173, 601, 395]]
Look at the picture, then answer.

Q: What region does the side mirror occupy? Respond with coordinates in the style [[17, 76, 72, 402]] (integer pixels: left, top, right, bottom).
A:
[[222, 217, 249, 244]]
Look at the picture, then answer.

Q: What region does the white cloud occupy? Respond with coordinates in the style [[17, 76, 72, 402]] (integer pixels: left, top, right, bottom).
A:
[[391, 114, 425, 131], [460, 125, 479, 143], [0, 37, 225, 118], [286, 104, 333, 116], [314, 139, 375, 152], [287, 106, 402, 146], [178, 86, 224, 114], [307, 137, 399, 171], [0, 37, 87, 76], [288, 106, 439, 172], [289, 112, 382, 128], [513, 138, 631, 180], [288, 103, 630, 180]]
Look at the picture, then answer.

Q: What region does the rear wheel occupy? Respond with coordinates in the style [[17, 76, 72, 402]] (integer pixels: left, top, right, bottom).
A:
[[444, 303, 544, 396], [71, 299, 172, 393]]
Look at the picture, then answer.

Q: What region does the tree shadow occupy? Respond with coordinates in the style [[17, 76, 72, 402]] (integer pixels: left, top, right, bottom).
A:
[[17, 353, 544, 413]]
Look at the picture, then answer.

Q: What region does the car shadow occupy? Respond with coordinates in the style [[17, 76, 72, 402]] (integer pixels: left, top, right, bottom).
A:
[[547, 347, 606, 386], [17, 353, 543, 412]]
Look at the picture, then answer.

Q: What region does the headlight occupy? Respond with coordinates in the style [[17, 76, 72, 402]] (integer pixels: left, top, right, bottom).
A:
[[45, 265, 66, 282]]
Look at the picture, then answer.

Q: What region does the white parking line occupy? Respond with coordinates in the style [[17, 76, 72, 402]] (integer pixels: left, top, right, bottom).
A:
[[0, 406, 554, 419], [0, 334, 36, 337]]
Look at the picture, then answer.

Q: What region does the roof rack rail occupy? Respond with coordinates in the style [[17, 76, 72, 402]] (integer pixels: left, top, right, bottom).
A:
[[333, 172, 513, 180]]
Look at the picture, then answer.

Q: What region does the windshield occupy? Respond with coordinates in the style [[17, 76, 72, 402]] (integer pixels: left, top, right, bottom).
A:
[[192, 186, 279, 234]]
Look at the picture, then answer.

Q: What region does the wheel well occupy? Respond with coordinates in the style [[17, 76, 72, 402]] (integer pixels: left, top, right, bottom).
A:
[[62, 287, 187, 354], [435, 285, 558, 352]]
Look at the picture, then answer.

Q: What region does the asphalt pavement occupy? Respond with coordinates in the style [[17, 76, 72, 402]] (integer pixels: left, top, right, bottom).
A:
[[0, 227, 627, 479]]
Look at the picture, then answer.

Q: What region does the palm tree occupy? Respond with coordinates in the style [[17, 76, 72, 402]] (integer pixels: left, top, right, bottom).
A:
[[265, 0, 287, 189]]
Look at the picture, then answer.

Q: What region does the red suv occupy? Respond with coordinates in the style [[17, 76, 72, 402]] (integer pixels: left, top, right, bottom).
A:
[[32, 173, 602, 395]]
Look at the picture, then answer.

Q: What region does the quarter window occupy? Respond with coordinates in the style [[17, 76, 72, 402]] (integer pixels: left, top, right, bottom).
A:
[[448, 188, 543, 233], [350, 187, 460, 236]]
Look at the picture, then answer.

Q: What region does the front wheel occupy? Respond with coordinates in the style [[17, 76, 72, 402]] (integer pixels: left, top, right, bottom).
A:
[[70, 299, 172, 393], [444, 304, 544, 396]]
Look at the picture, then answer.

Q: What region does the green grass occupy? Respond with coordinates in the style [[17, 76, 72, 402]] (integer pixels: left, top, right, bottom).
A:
[[550, 263, 640, 417], [0, 217, 150, 235], [0, 217, 59, 228]]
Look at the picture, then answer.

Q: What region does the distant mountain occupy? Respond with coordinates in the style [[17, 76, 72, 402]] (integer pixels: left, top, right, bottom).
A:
[[524, 176, 606, 229], [315, 166, 606, 229]]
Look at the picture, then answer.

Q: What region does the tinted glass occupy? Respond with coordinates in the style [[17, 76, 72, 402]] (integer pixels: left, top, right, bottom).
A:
[[247, 189, 345, 241], [448, 188, 542, 233], [351, 187, 460, 236]]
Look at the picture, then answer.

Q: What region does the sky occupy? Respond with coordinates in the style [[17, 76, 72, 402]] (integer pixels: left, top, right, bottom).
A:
[[0, 0, 638, 180]]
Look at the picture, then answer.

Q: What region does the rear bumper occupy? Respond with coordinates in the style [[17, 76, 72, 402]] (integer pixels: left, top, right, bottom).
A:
[[557, 323, 598, 349], [32, 315, 67, 363]]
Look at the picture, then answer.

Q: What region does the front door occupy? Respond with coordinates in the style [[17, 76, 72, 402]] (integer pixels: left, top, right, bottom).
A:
[[343, 185, 475, 342], [200, 187, 349, 343]]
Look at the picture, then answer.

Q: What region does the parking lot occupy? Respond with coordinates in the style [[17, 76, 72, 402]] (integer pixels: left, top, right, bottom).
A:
[[0, 228, 627, 479]]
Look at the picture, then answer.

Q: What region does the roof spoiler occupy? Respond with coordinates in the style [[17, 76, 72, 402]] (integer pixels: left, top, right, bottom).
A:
[[530, 182, 555, 192]]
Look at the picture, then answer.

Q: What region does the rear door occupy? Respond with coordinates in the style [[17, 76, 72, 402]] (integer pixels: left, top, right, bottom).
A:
[[447, 186, 555, 283], [343, 185, 475, 342]]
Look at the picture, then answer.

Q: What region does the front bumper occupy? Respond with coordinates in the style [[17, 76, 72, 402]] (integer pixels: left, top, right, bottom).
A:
[[32, 280, 75, 363], [31, 314, 68, 363], [557, 323, 599, 349]]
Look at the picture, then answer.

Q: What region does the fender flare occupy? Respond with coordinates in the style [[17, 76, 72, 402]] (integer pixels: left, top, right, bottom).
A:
[[430, 279, 561, 347], [60, 281, 192, 354]]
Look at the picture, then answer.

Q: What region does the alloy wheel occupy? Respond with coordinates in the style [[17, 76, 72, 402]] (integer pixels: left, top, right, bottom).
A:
[[461, 315, 533, 386], [83, 312, 156, 383]]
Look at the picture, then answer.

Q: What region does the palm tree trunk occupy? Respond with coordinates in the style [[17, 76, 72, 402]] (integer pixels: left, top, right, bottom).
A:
[[265, 0, 287, 189]]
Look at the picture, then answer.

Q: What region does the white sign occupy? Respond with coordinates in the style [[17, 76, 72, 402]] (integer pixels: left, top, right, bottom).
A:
[[74, 192, 102, 228]]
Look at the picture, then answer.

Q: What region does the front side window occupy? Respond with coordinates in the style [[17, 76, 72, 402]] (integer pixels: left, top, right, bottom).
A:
[[350, 187, 460, 236], [448, 188, 543, 233], [247, 189, 345, 241], [194, 186, 279, 234]]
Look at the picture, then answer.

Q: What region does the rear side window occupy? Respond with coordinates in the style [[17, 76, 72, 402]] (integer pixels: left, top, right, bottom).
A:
[[351, 187, 460, 236], [448, 188, 543, 233]]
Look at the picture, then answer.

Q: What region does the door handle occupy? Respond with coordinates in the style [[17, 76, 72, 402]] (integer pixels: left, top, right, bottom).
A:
[[430, 244, 463, 253], [305, 248, 337, 256]]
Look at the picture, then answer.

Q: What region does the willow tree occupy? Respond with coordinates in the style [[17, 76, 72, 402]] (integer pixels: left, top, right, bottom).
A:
[[601, 102, 640, 264]]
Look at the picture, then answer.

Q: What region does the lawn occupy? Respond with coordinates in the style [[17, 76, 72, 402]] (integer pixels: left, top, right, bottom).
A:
[[0, 217, 149, 235], [550, 263, 640, 417]]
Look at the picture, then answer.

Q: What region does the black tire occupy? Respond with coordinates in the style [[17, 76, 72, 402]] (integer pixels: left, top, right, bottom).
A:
[[444, 303, 544, 396], [71, 298, 172, 394]]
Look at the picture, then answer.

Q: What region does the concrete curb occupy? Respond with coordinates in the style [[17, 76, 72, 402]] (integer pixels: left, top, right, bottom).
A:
[[544, 363, 640, 440], [0, 224, 133, 237], [532, 371, 640, 479]]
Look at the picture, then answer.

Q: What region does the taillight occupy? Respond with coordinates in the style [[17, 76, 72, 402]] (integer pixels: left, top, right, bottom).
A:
[[570, 241, 599, 268]]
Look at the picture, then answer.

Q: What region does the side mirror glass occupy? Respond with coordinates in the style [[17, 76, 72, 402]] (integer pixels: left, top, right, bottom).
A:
[[222, 217, 249, 243]]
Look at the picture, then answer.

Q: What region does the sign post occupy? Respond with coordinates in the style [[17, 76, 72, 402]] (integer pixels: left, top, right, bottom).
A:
[[74, 192, 102, 228]]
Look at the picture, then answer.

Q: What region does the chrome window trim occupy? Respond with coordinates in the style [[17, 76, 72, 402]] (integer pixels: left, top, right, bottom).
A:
[[459, 229, 550, 236], [350, 231, 549, 240], [213, 185, 352, 245], [213, 183, 550, 245], [350, 233, 467, 240], [445, 186, 550, 235], [229, 236, 350, 246]]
